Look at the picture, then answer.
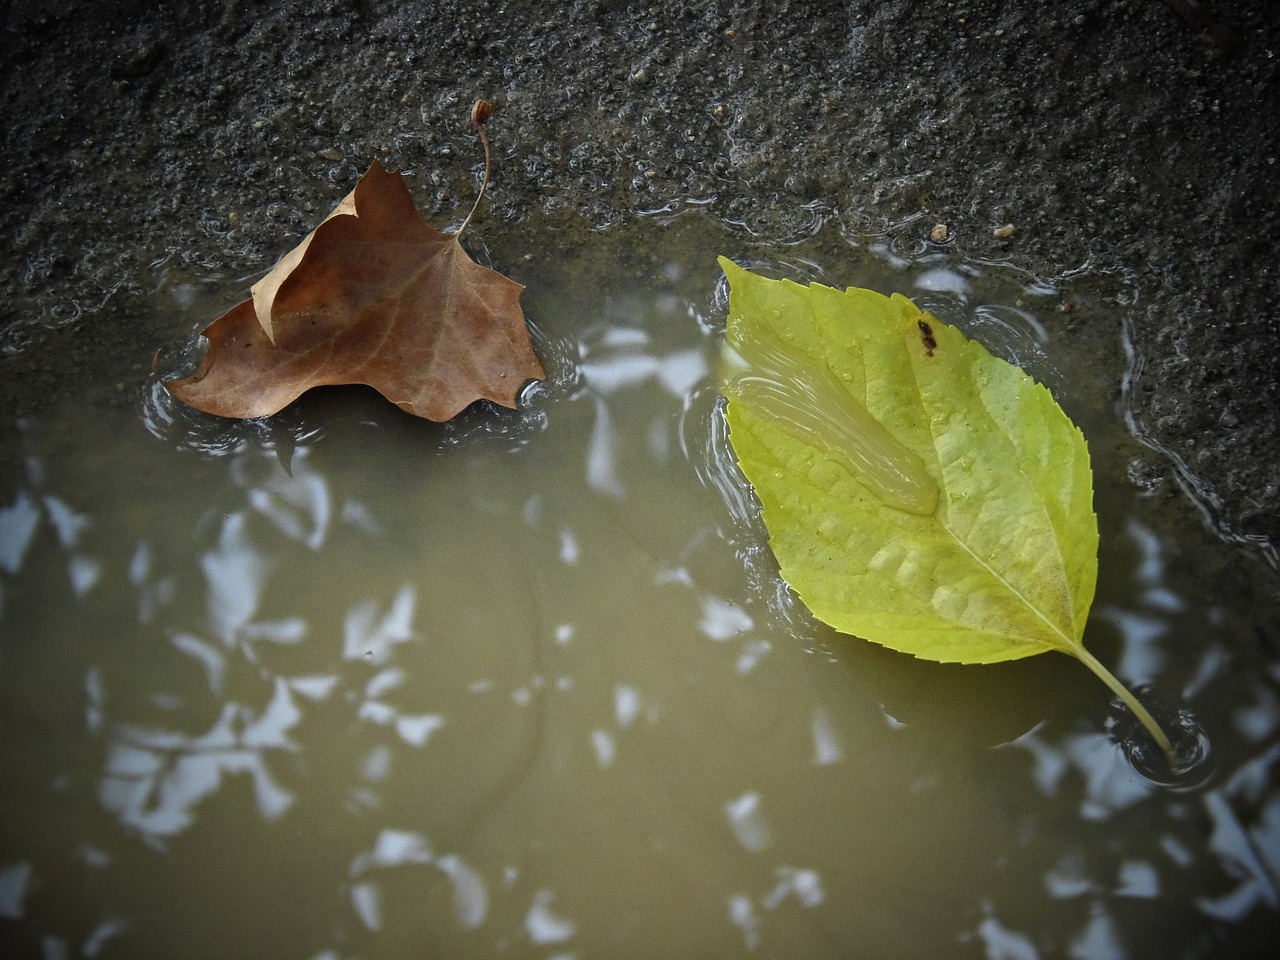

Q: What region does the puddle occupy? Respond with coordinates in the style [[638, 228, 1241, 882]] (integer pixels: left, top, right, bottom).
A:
[[1, 214, 1278, 958]]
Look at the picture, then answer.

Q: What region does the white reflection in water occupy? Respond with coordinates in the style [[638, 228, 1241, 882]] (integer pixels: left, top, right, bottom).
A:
[[85, 667, 104, 734], [361, 828, 433, 868], [656, 348, 710, 398], [1008, 728, 1080, 798], [0, 489, 103, 599], [1159, 833, 1194, 868], [1069, 901, 1124, 960], [579, 330, 710, 502], [728, 864, 825, 952], [242, 677, 303, 748], [130, 540, 174, 624], [170, 633, 225, 693], [1064, 733, 1152, 821], [762, 867, 824, 909], [341, 499, 382, 536], [1045, 852, 1095, 900], [810, 706, 844, 766], [512, 686, 532, 706], [589, 729, 615, 768], [0, 489, 40, 573], [1115, 859, 1160, 899], [67, 554, 102, 597], [525, 889, 576, 945], [186, 506, 321, 680], [1198, 789, 1280, 919], [76, 844, 108, 869], [1127, 519, 1164, 584], [614, 685, 640, 728], [343, 585, 417, 664], [973, 901, 1040, 960], [348, 830, 488, 932], [736, 638, 771, 674], [914, 267, 971, 297], [1183, 640, 1228, 700], [94, 587, 341, 844], [201, 513, 270, 644], [0, 860, 32, 918], [1096, 519, 1187, 680], [522, 493, 542, 527], [44, 495, 90, 548], [1234, 683, 1280, 742], [728, 894, 760, 951], [613, 683, 660, 726], [585, 398, 624, 499], [356, 693, 444, 749], [724, 791, 772, 852], [1141, 587, 1184, 613], [369, 675, 429, 730], [128, 540, 150, 583], [579, 339, 708, 401], [234, 448, 330, 550], [647, 415, 670, 460], [393, 714, 445, 747], [592, 684, 659, 768], [244, 618, 307, 645], [435, 854, 488, 930], [558, 527, 579, 564], [82, 918, 128, 957], [45, 495, 102, 596], [351, 882, 381, 931], [698, 596, 752, 641], [99, 701, 296, 841], [365, 668, 403, 699], [361, 745, 391, 782], [579, 354, 659, 392], [1099, 609, 1166, 681]]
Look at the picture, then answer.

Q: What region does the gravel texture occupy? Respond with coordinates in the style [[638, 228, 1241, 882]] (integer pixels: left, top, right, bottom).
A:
[[2, 0, 1278, 557]]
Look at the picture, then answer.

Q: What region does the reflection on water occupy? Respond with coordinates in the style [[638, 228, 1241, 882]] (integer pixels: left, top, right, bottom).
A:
[[1, 216, 1278, 957]]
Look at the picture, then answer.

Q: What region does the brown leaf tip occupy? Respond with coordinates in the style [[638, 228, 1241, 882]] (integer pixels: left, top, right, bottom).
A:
[[471, 99, 494, 126]]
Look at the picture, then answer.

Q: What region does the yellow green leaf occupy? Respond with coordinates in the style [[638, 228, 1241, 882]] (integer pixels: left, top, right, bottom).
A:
[[718, 256, 1173, 762]]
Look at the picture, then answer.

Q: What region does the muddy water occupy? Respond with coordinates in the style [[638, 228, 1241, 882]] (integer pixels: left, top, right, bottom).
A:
[[1, 215, 1277, 958]]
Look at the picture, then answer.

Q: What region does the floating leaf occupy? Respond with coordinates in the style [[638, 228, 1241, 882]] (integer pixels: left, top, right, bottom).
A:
[[718, 256, 1174, 763], [166, 104, 543, 421]]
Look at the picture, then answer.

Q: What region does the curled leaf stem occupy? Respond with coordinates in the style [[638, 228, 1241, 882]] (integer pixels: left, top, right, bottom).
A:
[[1074, 645, 1177, 768], [457, 99, 493, 240]]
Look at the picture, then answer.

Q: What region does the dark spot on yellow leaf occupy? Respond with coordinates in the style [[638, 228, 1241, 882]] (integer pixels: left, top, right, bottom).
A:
[[917, 319, 937, 357]]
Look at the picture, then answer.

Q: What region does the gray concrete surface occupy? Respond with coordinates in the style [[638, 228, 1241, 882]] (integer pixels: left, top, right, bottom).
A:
[[2, 0, 1278, 559]]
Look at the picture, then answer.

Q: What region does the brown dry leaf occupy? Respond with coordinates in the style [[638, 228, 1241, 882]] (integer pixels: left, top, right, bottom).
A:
[[165, 161, 544, 421]]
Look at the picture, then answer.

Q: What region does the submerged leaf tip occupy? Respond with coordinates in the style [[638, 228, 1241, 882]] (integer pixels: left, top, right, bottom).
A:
[[718, 256, 940, 516]]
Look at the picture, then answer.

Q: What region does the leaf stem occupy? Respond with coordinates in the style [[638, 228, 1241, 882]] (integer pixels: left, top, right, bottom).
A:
[[456, 99, 493, 240], [1073, 645, 1177, 768]]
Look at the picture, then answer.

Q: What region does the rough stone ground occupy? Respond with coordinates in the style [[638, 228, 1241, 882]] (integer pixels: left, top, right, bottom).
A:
[[2, 0, 1278, 559]]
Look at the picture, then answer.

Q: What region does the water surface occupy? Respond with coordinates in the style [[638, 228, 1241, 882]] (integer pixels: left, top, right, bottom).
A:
[[1, 215, 1277, 958]]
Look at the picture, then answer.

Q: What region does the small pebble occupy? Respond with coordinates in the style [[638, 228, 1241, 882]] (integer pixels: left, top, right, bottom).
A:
[[993, 223, 1016, 239]]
